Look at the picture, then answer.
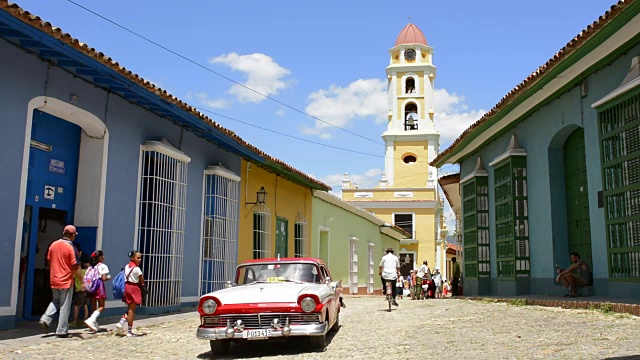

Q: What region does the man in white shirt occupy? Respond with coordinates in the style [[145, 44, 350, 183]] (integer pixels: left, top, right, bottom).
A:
[[415, 260, 429, 300], [379, 248, 400, 306]]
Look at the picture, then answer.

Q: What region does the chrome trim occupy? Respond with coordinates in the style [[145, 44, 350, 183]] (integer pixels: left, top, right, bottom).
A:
[[202, 313, 321, 328], [197, 322, 328, 340]]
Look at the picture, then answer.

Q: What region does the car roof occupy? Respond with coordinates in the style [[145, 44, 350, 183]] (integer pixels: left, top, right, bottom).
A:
[[239, 257, 326, 266]]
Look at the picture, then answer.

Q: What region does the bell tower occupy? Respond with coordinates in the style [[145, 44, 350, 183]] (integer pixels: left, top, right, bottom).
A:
[[382, 23, 440, 189], [342, 22, 444, 281]]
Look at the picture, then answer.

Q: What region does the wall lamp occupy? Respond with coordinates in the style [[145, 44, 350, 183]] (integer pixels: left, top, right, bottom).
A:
[[246, 186, 268, 205]]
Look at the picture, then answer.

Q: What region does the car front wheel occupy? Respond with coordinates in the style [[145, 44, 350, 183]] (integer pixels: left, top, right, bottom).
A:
[[330, 312, 340, 332], [210, 340, 230, 355], [309, 320, 328, 350]]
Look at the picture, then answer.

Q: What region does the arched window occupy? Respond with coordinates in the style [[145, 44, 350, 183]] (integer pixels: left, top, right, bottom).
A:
[[404, 103, 418, 131], [405, 77, 416, 94]]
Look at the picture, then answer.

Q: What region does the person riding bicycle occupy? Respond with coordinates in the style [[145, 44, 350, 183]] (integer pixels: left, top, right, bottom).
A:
[[379, 247, 400, 307]]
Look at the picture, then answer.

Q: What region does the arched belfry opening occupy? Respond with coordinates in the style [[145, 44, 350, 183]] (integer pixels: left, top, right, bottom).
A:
[[405, 77, 416, 94], [404, 102, 418, 131]]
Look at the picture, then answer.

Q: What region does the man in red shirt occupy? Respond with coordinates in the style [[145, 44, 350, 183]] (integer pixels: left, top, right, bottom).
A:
[[38, 225, 82, 337]]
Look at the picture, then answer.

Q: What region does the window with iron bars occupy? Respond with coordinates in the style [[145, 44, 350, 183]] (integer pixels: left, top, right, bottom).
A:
[[294, 219, 308, 257], [136, 142, 190, 308], [253, 204, 271, 259], [349, 237, 358, 294], [200, 168, 240, 295]]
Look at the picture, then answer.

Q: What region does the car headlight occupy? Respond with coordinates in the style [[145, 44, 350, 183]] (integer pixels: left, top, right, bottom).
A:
[[202, 299, 217, 314], [300, 297, 316, 312]]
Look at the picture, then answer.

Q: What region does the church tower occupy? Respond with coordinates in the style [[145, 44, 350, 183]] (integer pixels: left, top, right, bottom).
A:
[[342, 23, 444, 283], [383, 23, 440, 189]]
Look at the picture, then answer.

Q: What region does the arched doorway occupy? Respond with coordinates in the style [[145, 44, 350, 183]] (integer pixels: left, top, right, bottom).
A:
[[563, 128, 592, 269], [14, 97, 108, 320]]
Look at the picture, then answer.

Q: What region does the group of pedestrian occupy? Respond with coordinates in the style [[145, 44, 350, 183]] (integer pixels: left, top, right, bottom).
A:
[[38, 225, 146, 338], [379, 248, 462, 305], [403, 257, 461, 300]]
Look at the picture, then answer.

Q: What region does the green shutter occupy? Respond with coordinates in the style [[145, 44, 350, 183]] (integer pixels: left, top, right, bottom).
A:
[[493, 153, 529, 280], [462, 175, 490, 279], [597, 89, 640, 281]]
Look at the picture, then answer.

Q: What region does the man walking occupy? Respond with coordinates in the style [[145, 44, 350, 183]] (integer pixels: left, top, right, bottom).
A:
[[379, 247, 400, 306], [39, 225, 82, 337], [451, 257, 461, 297]]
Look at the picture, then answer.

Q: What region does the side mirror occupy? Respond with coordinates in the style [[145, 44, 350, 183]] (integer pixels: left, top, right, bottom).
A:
[[324, 277, 332, 284]]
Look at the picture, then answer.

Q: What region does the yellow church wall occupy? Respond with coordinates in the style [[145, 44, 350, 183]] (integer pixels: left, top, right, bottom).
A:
[[393, 141, 429, 188], [341, 188, 436, 201], [364, 206, 437, 269], [238, 160, 313, 263], [391, 51, 400, 64]]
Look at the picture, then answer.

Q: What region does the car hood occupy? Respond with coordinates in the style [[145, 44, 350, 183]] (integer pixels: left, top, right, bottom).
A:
[[208, 283, 322, 305]]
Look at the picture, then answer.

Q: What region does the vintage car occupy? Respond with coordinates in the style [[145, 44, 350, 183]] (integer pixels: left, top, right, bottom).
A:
[[196, 257, 343, 355]]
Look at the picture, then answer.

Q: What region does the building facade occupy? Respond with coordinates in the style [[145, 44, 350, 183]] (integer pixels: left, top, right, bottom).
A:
[[432, 0, 640, 298], [0, 2, 329, 330], [312, 191, 408, 295], [237, 158, 329, 264], [342, 23, 443, 277]]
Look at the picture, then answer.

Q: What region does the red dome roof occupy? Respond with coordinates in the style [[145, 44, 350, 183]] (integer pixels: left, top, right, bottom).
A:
[[394, 23, 428, 46]]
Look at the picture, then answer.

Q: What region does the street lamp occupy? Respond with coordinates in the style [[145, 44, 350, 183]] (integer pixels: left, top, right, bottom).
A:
[[246, 186, 268, 205]]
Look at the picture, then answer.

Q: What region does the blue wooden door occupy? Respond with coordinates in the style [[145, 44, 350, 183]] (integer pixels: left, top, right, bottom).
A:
[[21, 110, 81, 319]]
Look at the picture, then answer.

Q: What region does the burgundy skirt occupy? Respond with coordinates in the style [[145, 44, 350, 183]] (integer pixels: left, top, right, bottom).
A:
[[123, 283, 142, 305]]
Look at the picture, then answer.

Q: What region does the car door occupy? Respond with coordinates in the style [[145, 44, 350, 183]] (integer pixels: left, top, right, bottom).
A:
[[321, 265, 341, 321]]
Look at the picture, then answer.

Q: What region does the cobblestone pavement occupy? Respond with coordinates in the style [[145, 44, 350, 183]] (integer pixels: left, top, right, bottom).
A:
[[3, 296, 640, 359]]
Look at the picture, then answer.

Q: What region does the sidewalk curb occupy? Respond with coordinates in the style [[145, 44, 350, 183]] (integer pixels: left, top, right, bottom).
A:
[[0, 311, 198, 354], [466, 297, 640, 316]]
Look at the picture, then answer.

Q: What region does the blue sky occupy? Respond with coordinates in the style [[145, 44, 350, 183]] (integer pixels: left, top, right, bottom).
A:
[[17, 0, 614, 224]]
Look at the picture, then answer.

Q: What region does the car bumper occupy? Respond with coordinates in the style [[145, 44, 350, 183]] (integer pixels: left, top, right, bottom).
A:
[[197, 322, 328, 340]]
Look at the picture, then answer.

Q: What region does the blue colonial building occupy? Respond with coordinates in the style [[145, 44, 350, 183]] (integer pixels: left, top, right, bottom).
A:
[[0, 2, 330, 330], [433, 1, 640, 299]]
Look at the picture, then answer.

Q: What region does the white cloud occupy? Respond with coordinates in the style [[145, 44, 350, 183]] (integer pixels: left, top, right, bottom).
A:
[[188, 91, 227, 109], [433, 88, 485, 148], [302, 79, 484, 143], [210, 52, 291, 103], [302, 79, 388, 137], [318, 168, 383, 196], [275, 108, 286, 117]]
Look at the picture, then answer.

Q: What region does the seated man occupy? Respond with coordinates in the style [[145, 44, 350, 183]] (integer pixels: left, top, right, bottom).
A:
[[556, 252, 592, 297]]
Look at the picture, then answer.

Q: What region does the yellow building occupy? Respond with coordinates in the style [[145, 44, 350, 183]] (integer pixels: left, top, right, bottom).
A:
[[342, 23, 444, 277], [238, 158, 330, 262]]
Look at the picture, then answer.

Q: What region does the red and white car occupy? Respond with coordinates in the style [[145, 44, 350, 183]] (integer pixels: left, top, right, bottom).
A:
[[197, 258, 343, 355]]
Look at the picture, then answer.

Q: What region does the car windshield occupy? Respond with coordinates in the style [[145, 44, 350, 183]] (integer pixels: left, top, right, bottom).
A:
[[236, 263, 322, 285]]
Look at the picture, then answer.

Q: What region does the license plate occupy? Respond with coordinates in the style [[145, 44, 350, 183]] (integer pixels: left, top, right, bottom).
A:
[[242, 329, 272, 339]]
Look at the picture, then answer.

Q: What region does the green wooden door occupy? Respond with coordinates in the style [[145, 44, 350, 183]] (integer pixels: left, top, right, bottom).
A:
[[564, 129, 592, 268], [275, 217, 288, 258]]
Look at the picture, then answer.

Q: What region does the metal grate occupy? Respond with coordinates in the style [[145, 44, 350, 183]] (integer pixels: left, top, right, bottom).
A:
[[136, 148, 188, 308], [253, 204, 271, 259], [598, 91, 640, 280], [367, 244, 374, 293], [203, 313, 321, 328], [294, 216, 308, 258], [349, 239, 358, 294], [200, 171, 240, 295]]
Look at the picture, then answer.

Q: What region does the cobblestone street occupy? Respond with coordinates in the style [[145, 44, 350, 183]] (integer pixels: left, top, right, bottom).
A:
[[4, 296, 640, 359]]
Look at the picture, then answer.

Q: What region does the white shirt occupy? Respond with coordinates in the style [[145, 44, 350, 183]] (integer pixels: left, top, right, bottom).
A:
[[396, 275, 404, 287], [95, 263, 110, 280], [417, 264, 428, 278], [379, 253, 399, 280], [125, 264, 143, 283]]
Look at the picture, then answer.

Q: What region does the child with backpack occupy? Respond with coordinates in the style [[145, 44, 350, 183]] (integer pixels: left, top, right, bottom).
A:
[[84, 250, 111, 332], [115, 250, 145, 337]]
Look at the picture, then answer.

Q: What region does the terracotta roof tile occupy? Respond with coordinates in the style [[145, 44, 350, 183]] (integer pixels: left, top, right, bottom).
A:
[[431, 0, 634, 166], [0, 1, 330, 191]]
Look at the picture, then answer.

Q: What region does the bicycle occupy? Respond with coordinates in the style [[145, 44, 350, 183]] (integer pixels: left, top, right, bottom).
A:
[[385, 280, 393, 312]]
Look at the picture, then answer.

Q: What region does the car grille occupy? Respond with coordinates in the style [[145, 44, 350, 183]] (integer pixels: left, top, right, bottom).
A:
[[202, 313, 321, 328]]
